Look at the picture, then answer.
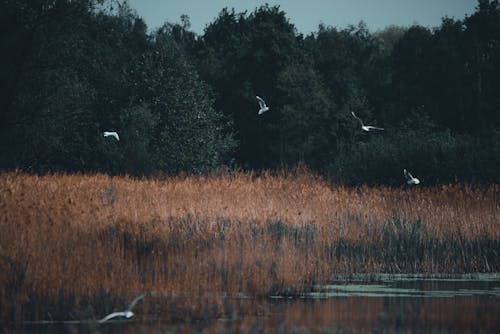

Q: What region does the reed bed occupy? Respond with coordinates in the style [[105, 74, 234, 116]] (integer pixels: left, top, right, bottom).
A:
[[0, 170, 498, 323]]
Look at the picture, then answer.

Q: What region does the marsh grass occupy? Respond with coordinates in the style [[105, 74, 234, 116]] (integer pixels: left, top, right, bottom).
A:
[[0, 169, 498, 323]]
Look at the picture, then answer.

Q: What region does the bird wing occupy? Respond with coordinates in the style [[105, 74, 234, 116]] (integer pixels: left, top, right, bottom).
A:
[[351, 112, 364, 126], [127, 292, 146, 311], [104, 131, 119, 140], [366, 126, 384, 131], [256, 96, 266, 108], [99, 312, 124, 323], [404, 169, 413, 180]]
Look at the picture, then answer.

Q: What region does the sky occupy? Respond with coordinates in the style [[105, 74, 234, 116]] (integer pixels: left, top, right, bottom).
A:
[[125, 0, 478, 35]]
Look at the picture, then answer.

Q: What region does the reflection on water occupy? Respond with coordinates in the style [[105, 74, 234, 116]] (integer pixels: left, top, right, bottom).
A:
[[10, 274, 500, 333]]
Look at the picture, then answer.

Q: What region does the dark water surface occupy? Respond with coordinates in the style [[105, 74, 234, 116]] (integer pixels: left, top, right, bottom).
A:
[[9, 274, 500, 333]]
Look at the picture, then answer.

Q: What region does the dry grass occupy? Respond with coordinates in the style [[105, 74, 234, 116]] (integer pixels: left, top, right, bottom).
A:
[[0, 169, 498, 321]]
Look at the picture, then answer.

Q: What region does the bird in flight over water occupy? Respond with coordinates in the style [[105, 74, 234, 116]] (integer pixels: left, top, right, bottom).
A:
[[98, 292, 146, 323], [256, 96, 269, 115], [103, 131, 119, 141], [351, 112, 384, 132], [404, 169, 420, 185]]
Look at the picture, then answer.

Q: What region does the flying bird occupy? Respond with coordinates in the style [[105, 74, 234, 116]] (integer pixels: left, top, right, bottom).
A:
[[98, 292, 146, 324], [256, 96, 269, 115], [103, 131, 119, 141], [404, 169, 420, 185], [351, 112, 384, 132]]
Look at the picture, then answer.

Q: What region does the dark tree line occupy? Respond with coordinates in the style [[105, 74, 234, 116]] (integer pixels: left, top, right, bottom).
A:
[[1, 0, 499, 184], [0, 0, 236, 175]]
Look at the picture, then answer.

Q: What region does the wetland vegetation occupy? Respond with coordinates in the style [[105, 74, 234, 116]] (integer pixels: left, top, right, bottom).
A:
[[0, 170, 498, 328]]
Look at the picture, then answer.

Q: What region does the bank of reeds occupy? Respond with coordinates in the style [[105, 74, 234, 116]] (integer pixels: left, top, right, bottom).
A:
[[0, 170, 498, 322]]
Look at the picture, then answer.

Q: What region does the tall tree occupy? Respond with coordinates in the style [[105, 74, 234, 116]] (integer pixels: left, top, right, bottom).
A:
[[462, 0, 500, 132], [390, 25, 434, 124], [0, 0, 101, 170], [273, 63, 339, 169], [195, 5, 302, 169], [0, 0, 235, 174]]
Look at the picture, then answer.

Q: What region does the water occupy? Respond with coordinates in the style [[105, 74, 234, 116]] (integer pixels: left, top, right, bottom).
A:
[[9, 274, 500, 333]]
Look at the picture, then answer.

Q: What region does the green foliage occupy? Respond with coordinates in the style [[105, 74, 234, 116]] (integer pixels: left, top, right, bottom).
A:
[[273, 63, 338, 168], [0, 0, 235, 175], [194, 5, 303, 168], [331, 122, 498, 185], [390, 1, 500, 133], [118, 104, 159, 175], [0, 0, 498, 183]]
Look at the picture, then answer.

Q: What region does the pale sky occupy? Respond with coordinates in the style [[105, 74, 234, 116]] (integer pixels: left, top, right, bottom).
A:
[[126, 0, 477, 35]]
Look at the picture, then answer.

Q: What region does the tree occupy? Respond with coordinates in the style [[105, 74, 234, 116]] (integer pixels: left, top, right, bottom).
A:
[[373, 25, 407, 56], [123, 24, 236, 174], [194, 5, 302, 169], [0, 0, 236, 175], [390, 25, 434, 124], [0, 0, 102, 170], [273, 63, 339, 169], [462, 0, 500, 132]]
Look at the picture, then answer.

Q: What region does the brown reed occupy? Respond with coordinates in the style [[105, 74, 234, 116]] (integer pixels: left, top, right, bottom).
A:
[[0, 169, 498, 322]]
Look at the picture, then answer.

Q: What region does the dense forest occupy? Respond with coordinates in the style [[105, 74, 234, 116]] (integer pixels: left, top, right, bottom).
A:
[[1, 0, 499, 184]]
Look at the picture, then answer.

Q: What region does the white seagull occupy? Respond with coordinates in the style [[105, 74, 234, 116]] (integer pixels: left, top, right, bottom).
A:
[[98, 292, 146, 324], [256, 96, 269, 115], [351, 112, 384, 132], [103, 131, 119, 141], [404, 169, 420, 185]]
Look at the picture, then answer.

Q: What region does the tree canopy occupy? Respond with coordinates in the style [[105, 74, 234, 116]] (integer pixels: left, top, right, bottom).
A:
[[1, 0, 499, 184]]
